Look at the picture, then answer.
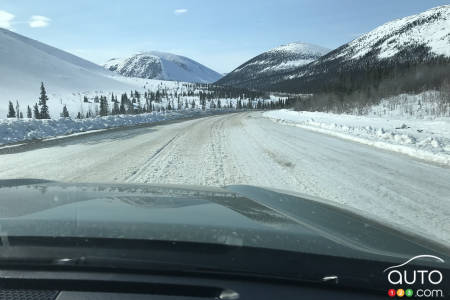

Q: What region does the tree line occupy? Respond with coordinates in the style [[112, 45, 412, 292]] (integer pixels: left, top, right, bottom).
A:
[[6, 82, 290, 120], [288, 56, 450, 114], [7, 82, 52, 119]]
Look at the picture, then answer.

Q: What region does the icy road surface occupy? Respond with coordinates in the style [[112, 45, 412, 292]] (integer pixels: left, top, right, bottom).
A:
[[1, 112, 449, 244]]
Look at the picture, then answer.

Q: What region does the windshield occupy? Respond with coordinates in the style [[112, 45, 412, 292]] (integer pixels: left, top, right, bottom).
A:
[[0, 0, 449, 273]]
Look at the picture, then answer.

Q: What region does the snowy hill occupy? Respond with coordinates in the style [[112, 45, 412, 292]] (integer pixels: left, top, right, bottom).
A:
[[0, 28, 142, 117], [104, 51, 222, 83], [215, 42, 329, 88], [270, 5, 450, 93], [325, 5, 450, 62]]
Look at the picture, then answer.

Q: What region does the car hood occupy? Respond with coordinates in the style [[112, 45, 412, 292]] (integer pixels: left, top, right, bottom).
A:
[[0, 179, 448, 262]]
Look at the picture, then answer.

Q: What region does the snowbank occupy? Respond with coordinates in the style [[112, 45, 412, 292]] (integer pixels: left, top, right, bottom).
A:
[[263, 109, 450, 166], [0, 110, 232, 146]]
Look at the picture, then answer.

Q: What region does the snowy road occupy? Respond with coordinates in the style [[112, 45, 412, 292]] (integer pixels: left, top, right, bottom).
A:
[[1, 112, 449, 244]]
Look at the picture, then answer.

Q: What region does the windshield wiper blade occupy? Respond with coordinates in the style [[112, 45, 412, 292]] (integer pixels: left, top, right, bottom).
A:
[[0, 254, 328, 285]]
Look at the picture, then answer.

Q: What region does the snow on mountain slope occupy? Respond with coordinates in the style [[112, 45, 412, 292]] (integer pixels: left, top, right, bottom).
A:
[[332, 4, 450, 61], [0, 28, 141, 117], [104, 51, 222, 83], [239, 42, 330, 72], [274, 5, 450, 90], [215, 42, 329, 88]]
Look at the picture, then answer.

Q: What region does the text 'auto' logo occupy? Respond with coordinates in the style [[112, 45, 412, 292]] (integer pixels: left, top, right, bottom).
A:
[[383, 255, 446, 298]]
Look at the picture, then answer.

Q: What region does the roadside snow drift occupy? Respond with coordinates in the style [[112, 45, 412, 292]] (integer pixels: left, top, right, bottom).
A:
[[0, 110, 231, 146], [264, 110, 450, 166]]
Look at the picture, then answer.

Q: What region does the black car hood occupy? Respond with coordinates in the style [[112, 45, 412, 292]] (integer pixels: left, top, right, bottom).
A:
[[0, 179, 448, 263]]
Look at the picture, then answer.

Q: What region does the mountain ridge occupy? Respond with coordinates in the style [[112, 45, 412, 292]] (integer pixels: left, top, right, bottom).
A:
[[269, 5, 450, 93], [216, 5, 450, 97], [104, 51, 222, 83], [216, 42, 330, 88]]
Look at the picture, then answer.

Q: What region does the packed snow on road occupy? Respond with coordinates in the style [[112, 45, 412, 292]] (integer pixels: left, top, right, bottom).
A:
[[1, 112, 449, 246]]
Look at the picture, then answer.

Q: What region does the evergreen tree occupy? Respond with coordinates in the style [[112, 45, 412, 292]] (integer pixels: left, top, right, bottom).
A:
[[112, 102, 120, 115], [27, 105, 32, 118], [61, 105, 69, 118], [33, 103, 40, 119], [119, 102, 126, 114], [39, 82, 50, 119], [136, 97, 142, 113], [99, 96, 109, 116], [15, 100, 20, 119], [7, 101, 16, 118], [127, 102, 134, 114], [19, 112, 23, 118]]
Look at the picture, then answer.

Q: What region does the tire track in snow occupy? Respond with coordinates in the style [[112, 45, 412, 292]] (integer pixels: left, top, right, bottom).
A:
[[126, 114, 230, 185], [125, 134, 180, 182]]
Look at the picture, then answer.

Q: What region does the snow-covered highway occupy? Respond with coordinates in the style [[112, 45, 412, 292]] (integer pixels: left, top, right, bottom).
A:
[[1, 112, 449, 245]]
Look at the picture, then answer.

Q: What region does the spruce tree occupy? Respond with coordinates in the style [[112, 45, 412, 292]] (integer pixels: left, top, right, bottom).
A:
[[27, 105, 32, 118], [39, 82, 50, 119], [99, 96, 109, 116], [127, 101, 134, 114], [113, 102, 120, 115], [15, 100, 20, 119], [33, 103, 40, 119], [7, 101, 16, 118], [119, 102, 126, 115], [61, 105, 69, 118]]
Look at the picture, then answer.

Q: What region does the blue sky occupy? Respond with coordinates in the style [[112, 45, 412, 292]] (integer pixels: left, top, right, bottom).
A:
[[1, 0, 449, 73]]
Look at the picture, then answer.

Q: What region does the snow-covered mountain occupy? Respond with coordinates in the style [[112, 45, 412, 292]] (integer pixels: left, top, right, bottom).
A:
[[215, 42, 330, 88], [0, 28, 141, 117], [104, 52, 222, 83], [324, 5, 450, 63], [270, 5, 450, 93]]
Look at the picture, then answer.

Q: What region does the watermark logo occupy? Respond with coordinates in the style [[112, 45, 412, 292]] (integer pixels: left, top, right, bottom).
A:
[[384, 255, 445, 298]]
